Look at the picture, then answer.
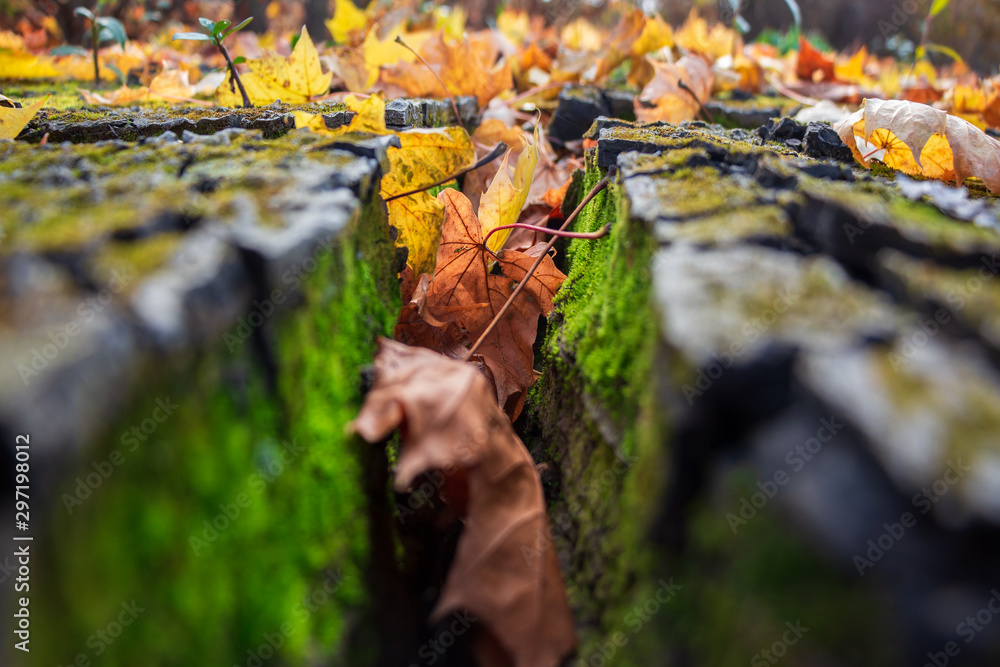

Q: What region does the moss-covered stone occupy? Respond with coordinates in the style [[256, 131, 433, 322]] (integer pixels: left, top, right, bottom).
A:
[[529, 148, 903, 667], [33, 191, 399, 667]]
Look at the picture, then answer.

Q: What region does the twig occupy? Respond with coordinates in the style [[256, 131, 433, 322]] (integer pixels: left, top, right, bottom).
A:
[[503, 82, 564, 108], [677, 79, 713, 123], [384, 143, 508, 202], [219, 43, 252, 108], [481, 222, 611, 250], [394, 35, 465, 131], [463, 170, 614, 361]]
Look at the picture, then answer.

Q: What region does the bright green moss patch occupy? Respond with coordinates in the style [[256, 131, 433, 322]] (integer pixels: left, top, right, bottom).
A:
[[34, 195, 399, 667]]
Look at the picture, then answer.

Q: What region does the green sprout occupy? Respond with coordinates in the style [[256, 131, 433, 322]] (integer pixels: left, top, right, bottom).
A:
[[74, 0, 127, 88], [173, 17, 254, 108]]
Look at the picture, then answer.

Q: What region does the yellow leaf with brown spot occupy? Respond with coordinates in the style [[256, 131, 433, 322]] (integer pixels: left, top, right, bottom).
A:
[[0, 95, 48, 140], [217, 26, 331, 106], [294, 93, 475, 274], [383, 127, 476, 273], [387, 192, 446, 276]]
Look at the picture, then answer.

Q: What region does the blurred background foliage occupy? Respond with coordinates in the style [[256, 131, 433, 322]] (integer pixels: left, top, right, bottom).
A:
[[3, 0, 1000, 72]]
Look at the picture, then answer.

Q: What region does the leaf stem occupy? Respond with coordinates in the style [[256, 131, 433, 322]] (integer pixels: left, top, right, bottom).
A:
[[219, 42, 252, 108], [481, 221, 611, 250], [394, 35, 466, 131], [463, 170, 614, 361], [861, 146, 882, 161], [384, 143, 508, 202], [92, 22, 100, 88]]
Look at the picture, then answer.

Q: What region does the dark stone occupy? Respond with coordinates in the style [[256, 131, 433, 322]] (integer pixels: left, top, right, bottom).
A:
[[705, 101, 782, 129], [382, 96, 478, 130], [802, 122, 854, 162], [756, 116, 807, 144], [550, 86, 637, 142]]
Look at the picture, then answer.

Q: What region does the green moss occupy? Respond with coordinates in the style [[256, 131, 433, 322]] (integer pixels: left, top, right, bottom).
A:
[[529, 155, 900, 667], [34, 193, 399, 667], [0, 132, 362, 256], [880, 250, 1000, 346], [801, 176, 1000, 256], [1, 79, 82, 110], [625, 479, 896, 667], [656, 205, 792, 244]]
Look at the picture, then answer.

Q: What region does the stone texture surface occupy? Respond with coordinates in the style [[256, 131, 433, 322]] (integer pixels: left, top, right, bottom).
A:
[[0, 124, 401, 667], [538, 117, 1000, 667]]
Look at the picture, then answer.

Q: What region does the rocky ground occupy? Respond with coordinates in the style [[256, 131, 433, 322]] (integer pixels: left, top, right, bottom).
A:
[[4, 87, 1000, 666]]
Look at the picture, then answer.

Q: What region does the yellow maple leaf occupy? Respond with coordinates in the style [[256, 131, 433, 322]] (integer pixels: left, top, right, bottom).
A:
[[479, 124, 539, 254], [630, 14, 673, 58], [675, 10, 734, 61], [218, 26, 332, 106], [387, 192, 446, 276], [498, 9, 530, 45], [326, 0, 369, 44], [0, 51, 60, 79], [835, 98, 1000, 192], [294, 94, 476, 274], [0, 95, 48, 141], [560, 19, 603, 52], [52, 54, 116, 82]]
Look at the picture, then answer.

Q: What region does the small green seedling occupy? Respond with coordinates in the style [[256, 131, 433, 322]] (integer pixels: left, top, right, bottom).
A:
[[173, 18, 254, 108], [75, 0, 127, 87]]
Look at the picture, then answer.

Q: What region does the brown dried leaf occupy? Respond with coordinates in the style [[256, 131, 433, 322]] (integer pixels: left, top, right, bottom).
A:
[[349, 339, 577, 667], [422, 190, 565, 418], [635, 55, 713, 124]]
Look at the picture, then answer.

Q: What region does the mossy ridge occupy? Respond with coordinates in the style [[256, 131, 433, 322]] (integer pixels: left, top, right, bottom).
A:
[[531, 153, 901, 666], [879, 249, 1000, 347], [629, 478, 897, 667], [528, 154, 665, 661], [655, 204, 792, 245], [871, 342, 1000, 475], [34, 194, 399, 667], [799, 175, 1000, 256], [0, 132, 355, 260]]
